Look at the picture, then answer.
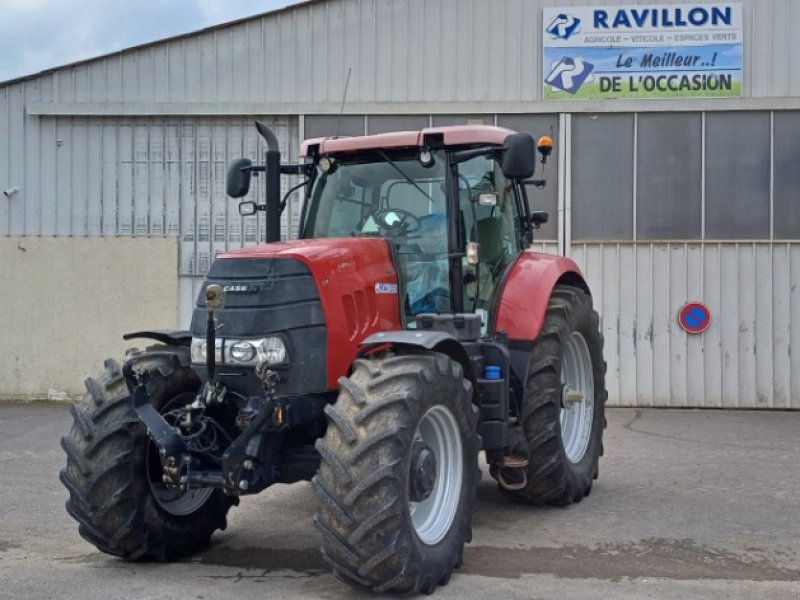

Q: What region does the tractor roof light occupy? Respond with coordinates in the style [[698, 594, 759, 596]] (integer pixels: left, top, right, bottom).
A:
[[537, 135, 554, 157], [418, 148, 435, 168]]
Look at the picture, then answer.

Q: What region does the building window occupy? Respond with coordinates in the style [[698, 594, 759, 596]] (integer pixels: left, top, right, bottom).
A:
[[773, 111, 800, 240], [705, 112, 770, 239], [571, 113, 634, 241], [636, 113, 702, 240], [304, 115, 365, 139], [367, 115, 430, 134]]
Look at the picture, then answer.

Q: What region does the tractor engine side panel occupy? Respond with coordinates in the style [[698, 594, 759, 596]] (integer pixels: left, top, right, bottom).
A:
[[306, 240, 403, 388], [494, 252, 588, 343]]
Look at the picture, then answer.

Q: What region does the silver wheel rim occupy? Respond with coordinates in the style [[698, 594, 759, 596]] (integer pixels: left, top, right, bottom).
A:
[[147, 449, 213, 516], [560, 331, 595, 464], [146, 394, 214, 516], [409, 405, 463, 546]]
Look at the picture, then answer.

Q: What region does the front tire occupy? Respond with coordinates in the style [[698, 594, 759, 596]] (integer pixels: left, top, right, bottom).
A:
[[502, 284, 607, 506], [313, 352, 478, 594], [59, 346, 234, 560]]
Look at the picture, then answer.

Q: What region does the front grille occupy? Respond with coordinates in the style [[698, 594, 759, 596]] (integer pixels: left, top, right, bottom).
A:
[[190, 257, 328, 394]]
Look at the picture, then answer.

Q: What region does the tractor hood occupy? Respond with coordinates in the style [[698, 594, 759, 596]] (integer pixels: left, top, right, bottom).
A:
[[191, 238, 403, 393]]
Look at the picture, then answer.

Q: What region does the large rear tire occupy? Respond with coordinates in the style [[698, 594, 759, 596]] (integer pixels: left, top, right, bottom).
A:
[[501, 284, 607, 506], [313, 352, 478, 594], [60, 346, 234, 560]]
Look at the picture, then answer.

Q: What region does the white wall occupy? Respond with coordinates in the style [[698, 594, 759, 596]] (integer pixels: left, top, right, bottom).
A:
[[0, 237, 179, 400]]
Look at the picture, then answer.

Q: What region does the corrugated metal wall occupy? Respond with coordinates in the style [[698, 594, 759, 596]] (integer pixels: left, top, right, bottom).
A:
[[0, 112, 300, 279], [1, 0, 799, 406], [4, 0, 799, 111], [572, 243, 800, 409]]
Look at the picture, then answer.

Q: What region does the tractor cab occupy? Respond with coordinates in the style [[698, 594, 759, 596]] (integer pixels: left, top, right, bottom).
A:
[[297, 126, 551, 329]]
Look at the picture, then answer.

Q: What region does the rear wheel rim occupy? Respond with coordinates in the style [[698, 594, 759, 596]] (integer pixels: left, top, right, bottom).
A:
[[408, 405, 463, 545], [560, 332, 595, 464], [146, 393, 213, 516]]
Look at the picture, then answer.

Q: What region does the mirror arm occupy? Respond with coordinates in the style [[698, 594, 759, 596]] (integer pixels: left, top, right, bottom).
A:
[[280, 163, 311, 176], [241, 165, 265, 175], [449, 146, 500, 165], [523, 178, 547, 189]]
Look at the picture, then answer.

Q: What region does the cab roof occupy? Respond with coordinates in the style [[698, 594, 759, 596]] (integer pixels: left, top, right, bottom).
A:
[[299, 125, 516, 157]]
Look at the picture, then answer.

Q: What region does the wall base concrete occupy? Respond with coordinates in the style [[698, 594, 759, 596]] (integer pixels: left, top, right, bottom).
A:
[[0, 237, 179, 401]]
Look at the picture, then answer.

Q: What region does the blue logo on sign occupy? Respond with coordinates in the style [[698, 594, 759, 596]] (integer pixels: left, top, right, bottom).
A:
[[546, 13, 581, 40], [545, 57, 594, 94]]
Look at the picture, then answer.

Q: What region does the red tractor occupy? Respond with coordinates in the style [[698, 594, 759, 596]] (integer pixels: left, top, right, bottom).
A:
[[61, 123, 606, 594]]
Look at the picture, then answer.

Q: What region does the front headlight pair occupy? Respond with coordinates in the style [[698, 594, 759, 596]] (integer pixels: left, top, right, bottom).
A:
[[190, 336, 288, 366]]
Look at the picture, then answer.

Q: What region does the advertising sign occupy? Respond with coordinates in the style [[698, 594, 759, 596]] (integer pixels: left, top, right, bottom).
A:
[[543, 4, 743, 100]]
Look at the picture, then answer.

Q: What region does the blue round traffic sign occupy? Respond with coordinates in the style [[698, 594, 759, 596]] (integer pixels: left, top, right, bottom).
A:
[[679, 302, 711, 334]]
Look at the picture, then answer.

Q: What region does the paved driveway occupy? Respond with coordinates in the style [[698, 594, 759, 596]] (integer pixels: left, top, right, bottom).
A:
[[1, 403, 799, 599]]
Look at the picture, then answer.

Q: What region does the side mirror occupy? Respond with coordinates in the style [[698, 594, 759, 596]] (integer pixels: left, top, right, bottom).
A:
[[238, 201, 259, 216], [530, 211, 549, 230], [226, 158, 253, 198], [502, 133, 536, 180]]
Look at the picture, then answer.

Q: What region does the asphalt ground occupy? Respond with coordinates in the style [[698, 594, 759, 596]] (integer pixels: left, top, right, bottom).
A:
[[1, 403, 799, 599]]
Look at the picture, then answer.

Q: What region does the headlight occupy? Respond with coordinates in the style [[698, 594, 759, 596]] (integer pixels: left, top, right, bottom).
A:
[[191, 336, 287, 366], [258, 337, 287, 365], [229, 340, 256, 363], [191, 337, 222, 363]]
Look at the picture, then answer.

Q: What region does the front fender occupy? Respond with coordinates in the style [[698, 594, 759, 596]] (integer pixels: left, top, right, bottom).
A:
[[122, 330, 192, 347], [359, 330, 479, 392], [494, 252, 588, 342]]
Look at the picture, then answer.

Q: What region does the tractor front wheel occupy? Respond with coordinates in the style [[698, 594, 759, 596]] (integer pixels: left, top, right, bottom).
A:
[[313, 352, 478, 594], [60, 346, 234, 560]]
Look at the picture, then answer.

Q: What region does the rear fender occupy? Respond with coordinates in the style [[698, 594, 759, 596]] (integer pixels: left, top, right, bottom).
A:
[[493, 252, 589, 343]]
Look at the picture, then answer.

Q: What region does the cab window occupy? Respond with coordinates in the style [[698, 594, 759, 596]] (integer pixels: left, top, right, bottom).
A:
[[458, 155, 523, 311]]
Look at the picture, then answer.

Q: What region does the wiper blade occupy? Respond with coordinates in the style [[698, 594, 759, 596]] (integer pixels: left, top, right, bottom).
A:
[[376, 149, 435, 204]]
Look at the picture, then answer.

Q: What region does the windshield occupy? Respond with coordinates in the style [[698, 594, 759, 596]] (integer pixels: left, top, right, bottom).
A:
[[303, 150, 451, 314], [303, 150, 447, 238]]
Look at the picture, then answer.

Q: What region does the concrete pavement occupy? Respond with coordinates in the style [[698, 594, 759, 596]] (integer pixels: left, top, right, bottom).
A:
[[1, 403, 799, 599]]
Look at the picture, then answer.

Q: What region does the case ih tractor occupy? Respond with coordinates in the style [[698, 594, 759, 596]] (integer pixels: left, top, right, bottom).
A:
[[61, 122, 606, 594]]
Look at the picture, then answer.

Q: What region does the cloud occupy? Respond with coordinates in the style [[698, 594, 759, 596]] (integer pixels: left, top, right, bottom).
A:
[[0, 0, 298, 82]]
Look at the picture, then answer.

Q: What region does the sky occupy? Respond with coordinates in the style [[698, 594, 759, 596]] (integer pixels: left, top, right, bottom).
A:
[[0, 0, 302, 82]]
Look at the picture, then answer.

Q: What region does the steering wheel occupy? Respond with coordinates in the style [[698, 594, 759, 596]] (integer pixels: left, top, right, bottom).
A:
[[372, 209, 421, 234]]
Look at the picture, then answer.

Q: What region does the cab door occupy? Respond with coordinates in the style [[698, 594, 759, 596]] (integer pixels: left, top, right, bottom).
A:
[[457, 155, 525, 324]]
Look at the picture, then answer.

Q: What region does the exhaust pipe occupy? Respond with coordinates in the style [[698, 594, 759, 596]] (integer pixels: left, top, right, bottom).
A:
[[255, 121, 282, 243]]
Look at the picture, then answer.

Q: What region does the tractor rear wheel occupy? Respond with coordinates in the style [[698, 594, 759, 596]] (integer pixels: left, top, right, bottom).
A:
[[313, 352, 478, 594], [60, 346, 234, 560], [500, 284, 607, 506]]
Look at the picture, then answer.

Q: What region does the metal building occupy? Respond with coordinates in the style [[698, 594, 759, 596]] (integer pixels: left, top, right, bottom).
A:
[[1, 0, 799, 407]]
